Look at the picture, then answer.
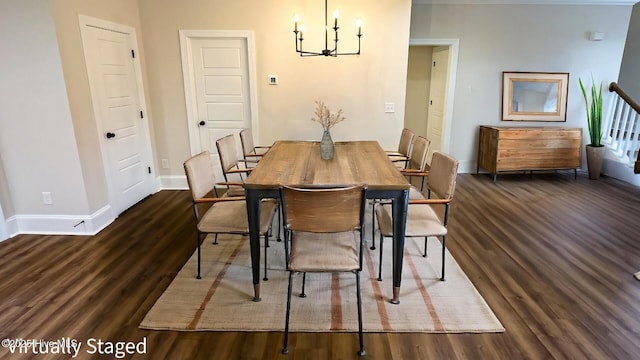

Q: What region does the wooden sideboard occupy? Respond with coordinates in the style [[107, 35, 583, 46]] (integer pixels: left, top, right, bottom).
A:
[[477, 126, 582, 181]]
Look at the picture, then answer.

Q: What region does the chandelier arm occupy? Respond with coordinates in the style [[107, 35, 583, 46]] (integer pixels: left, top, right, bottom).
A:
[[334, 35, 361, 56], [299, 50, 326, 56], [292, 0, 361, 57]]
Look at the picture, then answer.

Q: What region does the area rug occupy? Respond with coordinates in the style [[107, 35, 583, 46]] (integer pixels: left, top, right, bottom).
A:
[[140, 231, 504, 333]]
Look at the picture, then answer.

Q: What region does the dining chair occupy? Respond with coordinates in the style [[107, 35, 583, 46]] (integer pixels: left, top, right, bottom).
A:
[[386, 128, 415, 169], [401, 135, 431, 199], [370, 136, 430, 251], [216, 134, 252, 197], [374, 151, 459, 281], [280, 185, 367, 357], [239, 128, 270, 167], [183, 151, 277, 280], [217, 134, 283, 265]]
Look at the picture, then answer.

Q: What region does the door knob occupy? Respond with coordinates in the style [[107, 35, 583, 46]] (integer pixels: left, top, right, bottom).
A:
[[199, 121, 206, 126], [106, 132, 116, 139]]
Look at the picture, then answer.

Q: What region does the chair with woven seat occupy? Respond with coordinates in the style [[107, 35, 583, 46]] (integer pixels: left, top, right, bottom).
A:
[[218, 134, 282, 272], [374, 151, 458, 281], [239, 128, 270, 168], [386, 128, 415, 169], [370, 136, 430, 251], [183, 151, 277, 280], [280, 185, 367, 357], [216, 134, 252, 197], [401, 135, 431, 199]]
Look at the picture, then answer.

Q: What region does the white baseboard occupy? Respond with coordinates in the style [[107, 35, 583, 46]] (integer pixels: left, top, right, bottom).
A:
[[458, 160, 474, 174], [0, 178, 186, 241], [602, 158, 640, 188], [3, 205, 115, 238], [160, 175, 188, 190]]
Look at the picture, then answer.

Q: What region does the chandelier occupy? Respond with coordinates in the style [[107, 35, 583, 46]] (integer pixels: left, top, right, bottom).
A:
[[292, 0, 362, 57]]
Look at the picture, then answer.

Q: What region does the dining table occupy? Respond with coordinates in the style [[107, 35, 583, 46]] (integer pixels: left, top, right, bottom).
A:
[[243, 140, 410, 304]]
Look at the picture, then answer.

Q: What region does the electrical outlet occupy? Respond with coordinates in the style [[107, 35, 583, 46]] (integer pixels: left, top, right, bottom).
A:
[[42, 192, 53, 205], [268, 75, 278, 85], [161, 159, 169, 169], [384, 102, 395, 113]]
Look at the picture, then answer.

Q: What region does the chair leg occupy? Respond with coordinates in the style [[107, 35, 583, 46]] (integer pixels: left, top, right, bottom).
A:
[[282, 271, 293, 355], [356, 272, 365, 357], [263, 233, 269, 281], [370, 202, 376, 250], [277, 205, 282, 242], [440, 235, 446, 281], [423, 236, 428, 257], [300, 272, 307, 298], [212, 234, 218, 245], [377, 233, 384, 281]]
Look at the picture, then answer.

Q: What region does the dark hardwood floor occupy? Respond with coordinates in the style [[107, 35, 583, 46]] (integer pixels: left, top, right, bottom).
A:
[[1, 171, 639, 359]]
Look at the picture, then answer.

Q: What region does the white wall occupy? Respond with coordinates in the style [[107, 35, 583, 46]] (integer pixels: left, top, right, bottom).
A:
[[0, 0, 91, 237], [411, 4, 632, 172], [619, 3, 640, 100], [138, 0, 413, 178]]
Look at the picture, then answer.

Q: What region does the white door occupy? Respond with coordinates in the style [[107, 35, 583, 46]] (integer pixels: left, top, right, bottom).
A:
[[426, 46, 450, 162], [80, 16, 154, 215], [181, 31, 257, 182]]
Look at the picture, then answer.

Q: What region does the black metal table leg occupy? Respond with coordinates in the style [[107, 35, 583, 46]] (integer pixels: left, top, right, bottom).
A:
[[245, 189, 262, 302], [390, 189, 409, 304]]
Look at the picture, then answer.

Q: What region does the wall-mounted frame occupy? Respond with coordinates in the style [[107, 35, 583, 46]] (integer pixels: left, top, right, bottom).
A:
[[502, 71, 569, 122]]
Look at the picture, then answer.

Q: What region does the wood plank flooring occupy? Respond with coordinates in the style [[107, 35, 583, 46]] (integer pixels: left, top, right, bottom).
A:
[[1, 171, 639, 359]]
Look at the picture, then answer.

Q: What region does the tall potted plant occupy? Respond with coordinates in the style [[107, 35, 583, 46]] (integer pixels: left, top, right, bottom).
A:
[[579, 76, 604, 179]]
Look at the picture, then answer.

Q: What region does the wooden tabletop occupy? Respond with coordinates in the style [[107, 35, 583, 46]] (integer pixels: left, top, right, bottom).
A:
[[244, 141, 410, 190]]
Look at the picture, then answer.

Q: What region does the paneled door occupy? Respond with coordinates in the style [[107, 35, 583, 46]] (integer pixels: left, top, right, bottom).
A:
[[426, 46, 449, 163], [80, 16, 154, 216], [181, 31, 258, 182]]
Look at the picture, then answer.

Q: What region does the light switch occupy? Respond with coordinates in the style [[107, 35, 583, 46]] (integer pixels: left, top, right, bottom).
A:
[[384, 102, 395, 113]]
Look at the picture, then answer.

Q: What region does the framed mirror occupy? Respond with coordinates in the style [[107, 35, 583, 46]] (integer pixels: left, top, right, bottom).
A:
[[502, 71, 569, 122]]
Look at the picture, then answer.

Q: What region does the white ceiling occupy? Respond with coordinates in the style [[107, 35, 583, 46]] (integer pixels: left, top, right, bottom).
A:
[[412, 0, 638, 5]]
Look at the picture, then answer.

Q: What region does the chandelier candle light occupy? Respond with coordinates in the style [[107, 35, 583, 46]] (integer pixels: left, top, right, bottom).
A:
[[293, 0, 362, 57]]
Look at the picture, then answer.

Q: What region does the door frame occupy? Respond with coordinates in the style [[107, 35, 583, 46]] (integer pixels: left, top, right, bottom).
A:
[[79, 15, 156, 216], [179, 30, 260, 156], [408, 38, 459, 154]]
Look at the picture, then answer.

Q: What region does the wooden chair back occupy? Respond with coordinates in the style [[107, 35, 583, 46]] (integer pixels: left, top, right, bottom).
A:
[[427, 152, 459, 200], [407, 136, 430, 172], [183, 151, 216, 201], [281, 185, 366, 233], [239, 128, 254, 158], [398, 128, 415, 158], [216, 134, 240, 174]]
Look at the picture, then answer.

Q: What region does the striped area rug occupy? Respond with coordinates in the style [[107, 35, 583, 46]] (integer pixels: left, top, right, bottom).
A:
[[140, 232, 504, 333]]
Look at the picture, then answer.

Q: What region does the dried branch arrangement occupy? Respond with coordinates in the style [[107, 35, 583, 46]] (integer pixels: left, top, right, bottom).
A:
[[311, 101, 346, 130]]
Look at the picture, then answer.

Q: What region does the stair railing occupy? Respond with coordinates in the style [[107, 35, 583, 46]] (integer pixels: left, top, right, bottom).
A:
[[604, 82, 640, 173]]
